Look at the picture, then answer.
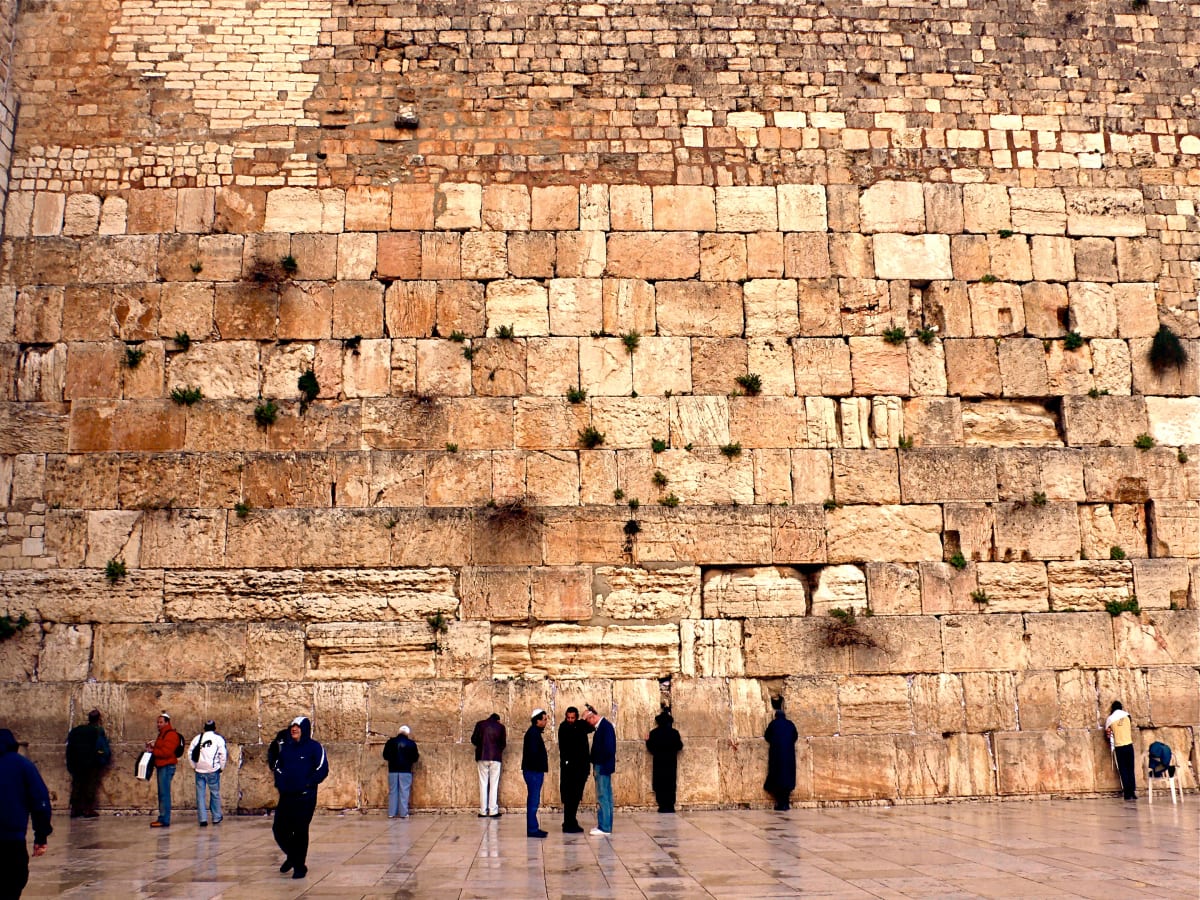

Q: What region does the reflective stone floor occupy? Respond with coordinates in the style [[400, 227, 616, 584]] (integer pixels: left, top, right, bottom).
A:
[[23, 798, 1199, 899]]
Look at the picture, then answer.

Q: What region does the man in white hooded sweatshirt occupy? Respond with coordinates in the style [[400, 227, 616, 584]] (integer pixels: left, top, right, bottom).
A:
[[187, 720, 227, 826]]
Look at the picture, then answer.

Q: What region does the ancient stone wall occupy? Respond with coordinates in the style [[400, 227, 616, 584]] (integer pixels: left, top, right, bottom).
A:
[[0, 0, 1197, 814]]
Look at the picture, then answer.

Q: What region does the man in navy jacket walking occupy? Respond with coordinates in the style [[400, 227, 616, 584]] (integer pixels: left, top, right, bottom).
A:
[[272, 716, 328, 880], [584, 705, 616, 836], [0, 728, 52, 899]]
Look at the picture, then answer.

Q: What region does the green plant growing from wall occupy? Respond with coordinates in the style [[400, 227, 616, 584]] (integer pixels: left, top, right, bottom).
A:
[[623, 519, 641, 536], [105, 558, 126, 582], [494, 324, 516, 339], [627, 498, 640, 511], [1032, 491, 1047, 507], [578, 425, 605, 448], [916, 326, 937, 345], [824, 607, 878, 648], [235, 502, 251, 518], [1063, 331, 1084, 351], [254, 400, 279, 427], [1149, 324, 1188, 373], [882, 327, 906, 345], [1109, 545, 1127, 560], [823, 498, 839, 511], [621, 330, 640, 353], [651, 437, 667, 453], [124, 345, 145, 369], [613, 488, 625, 501], [652, 470, 669, 488], [720, 442, 742, 458], [445, 442, 458, 453], [898, 435, 914, 450], [426, 612, 450, 654], [173, 331, 192, 351], [970, 589, 989, 605], [998, 229, 1014, 238], [566, 386, 587, 404], [170, 386, 203, 406], [190, 261, 203, 275], [1133, 433, 1155, 450], [280, 254, 299, 276], [449, 331, 467, 342], [735, 373, 762, 396], [979, 273, 997, 284], [1104, 596, 1140, 617], [0, 613, 30, 642], [659, 493, 680, 507], [298, 370, 320, 405], [1179, 449, 1190, 464], [949, 551, 967, 570]]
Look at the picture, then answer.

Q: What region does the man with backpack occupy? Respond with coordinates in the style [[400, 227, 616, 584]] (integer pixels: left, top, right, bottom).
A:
[[381, 725, 419, 818], [145, 712, 184, 827], [187, 721, 227, 826], [65, 709, 111, 818]]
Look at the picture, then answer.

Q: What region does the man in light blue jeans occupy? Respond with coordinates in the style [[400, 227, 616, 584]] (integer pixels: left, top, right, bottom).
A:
[[187, 721, 228, 826], [584, 705, 616, 836]]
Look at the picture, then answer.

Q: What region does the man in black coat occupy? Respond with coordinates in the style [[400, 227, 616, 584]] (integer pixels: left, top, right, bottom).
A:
[[521, 709, 549, 838], [272, 716, 329, 880], [763, 707, 798, 811], [0, 728, 52, 900], [65, 709, 110, 818], [645, 710, 683, 813], [557, 706, 593, 833], [382, 725, 419, 818]]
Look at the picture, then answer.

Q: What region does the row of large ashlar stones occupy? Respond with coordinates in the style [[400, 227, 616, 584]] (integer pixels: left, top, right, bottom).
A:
[[7, 610, 1199, 685], [4, 182, 1148, 240], [0, 559, 1186, 628]]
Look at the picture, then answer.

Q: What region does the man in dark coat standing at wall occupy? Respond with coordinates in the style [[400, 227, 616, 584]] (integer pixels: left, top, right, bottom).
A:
[[557, 706, 593, 833], [65, 709, 110, 818], [272, 716, 329, 880], [0, 728, 52, 900], [584, 704, 616, 836], [470, 712, 506, 818], [645, 709, 683, 813], [521, 709, 549, 838], [763, 705, 798, 811]]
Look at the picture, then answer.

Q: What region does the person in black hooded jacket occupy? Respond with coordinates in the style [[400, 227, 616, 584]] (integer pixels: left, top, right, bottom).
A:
[[271, 716, 328, 880], [645, 710, 684, 813], [0, 728, 52, 900]]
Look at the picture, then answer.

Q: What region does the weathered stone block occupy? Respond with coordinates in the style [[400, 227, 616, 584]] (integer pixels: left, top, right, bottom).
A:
[[493, 624, 679, 678], [701, 567, 807, 618], [1065, 189, 1146, 237], [865, 562, 921, 615], [849, 337, 909, 396], [995, 730, 1097, 794], [1025, 612, 1113, 669], [743, 617, 849, 676], [1112, 610, 1199, 667], [93, 624, 245, 682], [873, 234, 951, 280], [851, 615, 943, 675], [810, 735, 896, 799], [994, 502, 1080, 561], [860, 182, 924, 233], [680, 619, 744, 677], [911, 673, 966, 734], [595, 565, 700, 620], [826, 505, 942, 563], [975, 562, 1049, 613], [942, 615, 1027, 672]]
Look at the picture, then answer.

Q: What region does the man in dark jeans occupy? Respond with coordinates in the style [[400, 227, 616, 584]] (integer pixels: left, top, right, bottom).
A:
[[521, 709, 549, 838], [65, 709, 110, 818], [557, 706, 593, 833], [0, 728, 52, 900], [272, 716, 329, 880]]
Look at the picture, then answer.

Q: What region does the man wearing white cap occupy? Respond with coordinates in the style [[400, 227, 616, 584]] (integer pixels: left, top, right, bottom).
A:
[[382, 725, 419, 818], [521, 709, 549, 838]]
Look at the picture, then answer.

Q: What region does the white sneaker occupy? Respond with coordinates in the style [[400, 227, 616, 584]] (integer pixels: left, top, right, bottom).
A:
[[589, 828, 611, 836]]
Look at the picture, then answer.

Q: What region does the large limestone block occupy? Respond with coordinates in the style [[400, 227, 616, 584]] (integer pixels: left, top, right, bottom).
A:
[[1025, 612, 1114, 669], [995, 730, 1097, 794], [651, 186, 715, 231], [718, 738, 776, 806], [1148, 501, 1199, 559], [1078, 503, 1147, 563], [93, 624, 245, 682], [975, 563, 1049, 613], [810, 564, 867, 615], [743, 617, 849, 676], [531, 567, 593, 621], [962, 184, 1011, 233], [742, 279, 798, 336], [860, 182, 924, 233], [631, 507, 772, 566], [826, 505, 942, 563], [960, 671, 1017, 731], [899, 448, 996, 503], [851, 616, 943, 675], [849, 337, 909, 396], [263, 188, 344, 233], [701, 567, 807, 618], [873, 234, 952, 280], [1145, 397, 1200, 446], [140, 510, 227, 569], [962, 400, 1061, 447], [778, 185, 827, 232], [942, 615, 1027, 672], [943, 504, 995, 562], [165, 568, 457, 623], [493, 624, 679, 678], [590, 397, 668, 447], [166, 340, 260, 400], [668, 396, 730, 448], [680, 619, 744, 677], [1067, 282, 1117, 337], [838, 676, 912, 734], [919, 561, 979, 615], [1146, 668, 1200, 726], [715, 186, 777, 232], [1045, 561, 1133, 611], [994, 502, 1080, 561], [911, 674, 966, 734], [902, 398, 963, 447], [656, 281, 742, 337], [37, 624, 92, 682], [668, 678, 731, 739], [1010, 188, 1066, 234], [606, 232, 699, 279], [368, 680, 463, 743], [771, 505, 828, 564], [994, 448, 1085, 502], [969, 282, 1025, 337], [1, 570, 164, 624], [484, 280, 549, 336], [792, 338, 852, 395], [0, 684, 75, 742], [1065, 189, 1146, 237], [944, 339, 1000, 397], [811, 736, 897, 800], [0, 624, 39, 680], [946, 734, 996, 797], [594, 565, 701, 620], [894, 735, 951, 799], [729, 397, 806, 448], [865, 563, 921, 615], [1112, 610, 1199, 667], [1132, 559, 1190, 610], [245, 623, 304, 681]]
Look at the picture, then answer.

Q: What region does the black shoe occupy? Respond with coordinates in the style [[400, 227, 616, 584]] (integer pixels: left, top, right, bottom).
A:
[[280, 860, 293, 873], [292, 865, 307, 880], [563, 824, 584, 833], [199, 822, 208, 827], [489, 811, 502, 818], [528, 829, 548, 838]]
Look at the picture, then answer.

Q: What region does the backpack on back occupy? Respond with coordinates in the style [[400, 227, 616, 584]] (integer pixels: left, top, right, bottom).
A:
[[1148, 741, 1174, 777]]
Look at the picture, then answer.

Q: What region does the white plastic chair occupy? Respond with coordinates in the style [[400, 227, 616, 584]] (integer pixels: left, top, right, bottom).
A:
[[1146, 750, 1191, 805]]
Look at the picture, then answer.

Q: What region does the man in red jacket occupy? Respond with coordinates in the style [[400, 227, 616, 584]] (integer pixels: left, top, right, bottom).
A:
[[145, 712, 183, 827]]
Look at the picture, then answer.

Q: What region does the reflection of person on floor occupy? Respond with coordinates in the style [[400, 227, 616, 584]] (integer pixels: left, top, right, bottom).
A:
[[382, 725, 419, 819], [522, 709, 549, 838], [558, 707, 593, 833], [645, 710, 683, 813], [272, 716, 328, 880], [0, 728, 52, 900], [763, 705, 798, 811], [1105, 701, 1137, 801], [65, 709, 111, 818]]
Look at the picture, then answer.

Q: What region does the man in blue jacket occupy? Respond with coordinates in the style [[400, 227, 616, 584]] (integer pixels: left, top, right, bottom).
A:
[[0, 728, 52, 899], [583, 705, 615, 836], [272, 716, 328, 880]]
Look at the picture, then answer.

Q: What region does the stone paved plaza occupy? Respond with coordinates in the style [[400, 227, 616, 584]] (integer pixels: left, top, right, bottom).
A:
[[22, 798, 1199, 899]]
